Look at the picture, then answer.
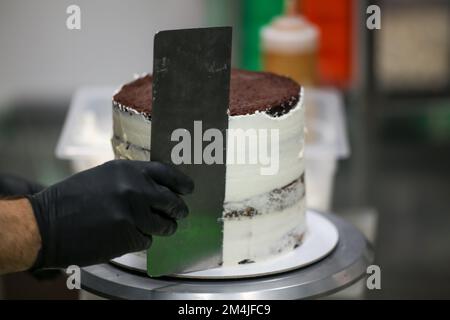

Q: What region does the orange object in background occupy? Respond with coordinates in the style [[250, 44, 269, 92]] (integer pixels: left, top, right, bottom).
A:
[[299, 0, 354, 87]]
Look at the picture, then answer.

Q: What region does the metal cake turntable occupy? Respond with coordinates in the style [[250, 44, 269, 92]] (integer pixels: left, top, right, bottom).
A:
[[111, 210, 339, 279], [81, 210, 374, 299]]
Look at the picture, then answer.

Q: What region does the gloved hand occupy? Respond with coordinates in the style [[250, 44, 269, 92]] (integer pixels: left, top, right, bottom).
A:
[[26, 160, 194, 270], [0, 174, 44, 196]]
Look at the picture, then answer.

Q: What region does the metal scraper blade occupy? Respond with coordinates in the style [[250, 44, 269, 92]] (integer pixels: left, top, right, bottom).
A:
[[148, 27, 231, 276]]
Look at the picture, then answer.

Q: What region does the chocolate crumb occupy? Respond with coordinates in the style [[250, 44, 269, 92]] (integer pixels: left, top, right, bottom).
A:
[[238, 259, 255, 265]]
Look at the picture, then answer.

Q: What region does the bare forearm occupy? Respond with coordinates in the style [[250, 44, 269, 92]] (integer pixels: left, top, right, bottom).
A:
[[0, 198, 41, 275]]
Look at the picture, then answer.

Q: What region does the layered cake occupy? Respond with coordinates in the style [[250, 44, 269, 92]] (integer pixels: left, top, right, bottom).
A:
[[112, 69, 306, 266]]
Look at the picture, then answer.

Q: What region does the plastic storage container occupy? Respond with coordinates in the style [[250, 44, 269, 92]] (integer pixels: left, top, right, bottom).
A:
[[56, 86, 349, 211], [55, 87, 116, 172], [303, 87, 349, 211]]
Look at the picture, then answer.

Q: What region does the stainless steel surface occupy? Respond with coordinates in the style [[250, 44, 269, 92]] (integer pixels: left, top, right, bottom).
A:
[[148, 27, 231, 276], [81, 210, 374, 299]]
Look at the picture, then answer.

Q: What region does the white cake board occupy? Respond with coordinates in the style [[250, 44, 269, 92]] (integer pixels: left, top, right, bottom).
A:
[[112, 210, 338, 279]]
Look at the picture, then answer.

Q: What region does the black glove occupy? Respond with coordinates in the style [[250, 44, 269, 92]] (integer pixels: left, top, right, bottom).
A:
[[0, 174, 44, 196], [26, 160, 194, 270]]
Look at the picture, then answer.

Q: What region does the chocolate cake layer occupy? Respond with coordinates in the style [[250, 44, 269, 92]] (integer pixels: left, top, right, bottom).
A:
[[113, 69, 300, 117], [223, 174, 305, 220]]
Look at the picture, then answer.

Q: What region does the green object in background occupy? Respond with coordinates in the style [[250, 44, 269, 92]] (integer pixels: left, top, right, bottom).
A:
[[381, 101, 450, 144], [427, 103, 450, 143], [242, 0, 284, 71]]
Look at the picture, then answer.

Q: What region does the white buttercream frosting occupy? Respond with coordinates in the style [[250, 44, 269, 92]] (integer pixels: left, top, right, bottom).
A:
[[222, 197, 306, 265]]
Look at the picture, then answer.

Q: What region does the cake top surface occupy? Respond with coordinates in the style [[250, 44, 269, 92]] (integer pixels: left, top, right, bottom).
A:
[[113, 69, 300, 116]]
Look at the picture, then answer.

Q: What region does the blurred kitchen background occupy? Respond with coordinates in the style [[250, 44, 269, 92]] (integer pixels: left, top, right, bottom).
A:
[[1, 0, 449, 299]]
